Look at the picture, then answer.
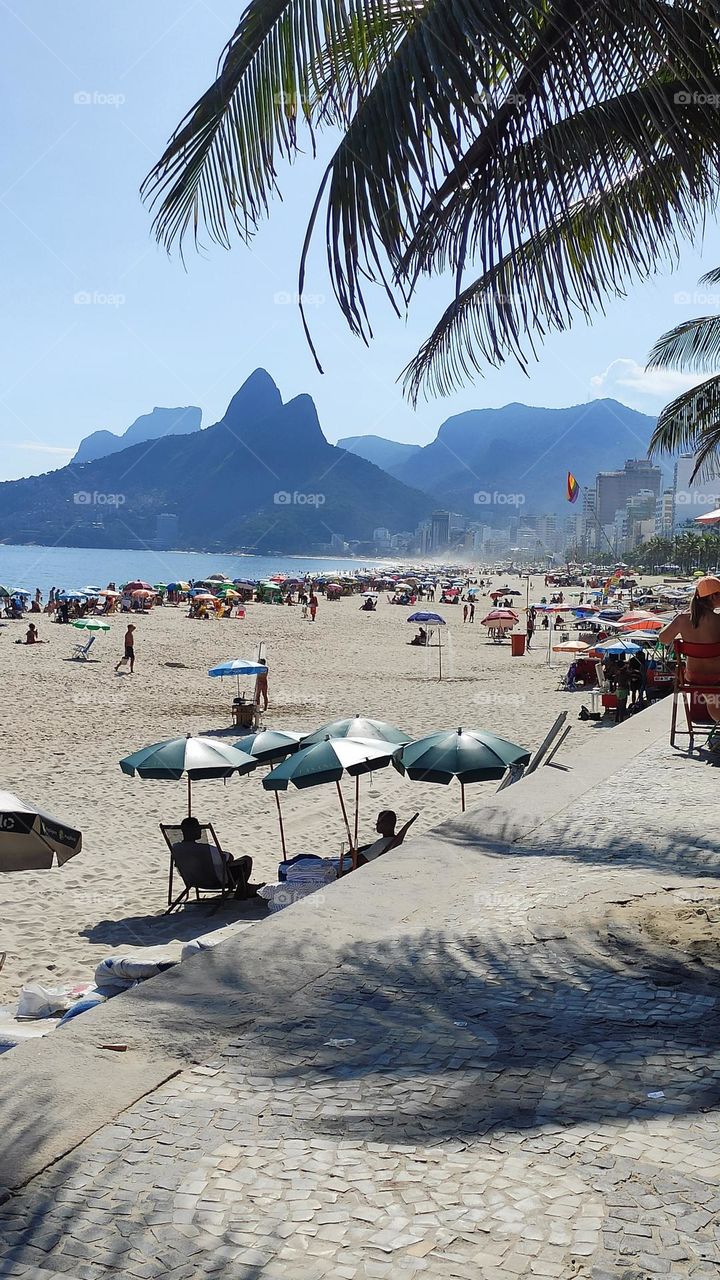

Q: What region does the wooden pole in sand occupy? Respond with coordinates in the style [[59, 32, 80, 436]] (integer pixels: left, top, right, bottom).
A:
[[335, 780, 354, 849], [274, 791, 287, 857]]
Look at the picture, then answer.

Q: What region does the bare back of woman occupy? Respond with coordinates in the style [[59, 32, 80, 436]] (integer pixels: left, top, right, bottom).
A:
[[659, 578, 720, 694]]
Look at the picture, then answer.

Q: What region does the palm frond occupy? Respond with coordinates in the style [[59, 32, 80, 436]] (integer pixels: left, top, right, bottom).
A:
[[649, 375, 720, 479], [402, 154, 720, 402], [141, 0, 409, 250], [648, 313, 720, 373]]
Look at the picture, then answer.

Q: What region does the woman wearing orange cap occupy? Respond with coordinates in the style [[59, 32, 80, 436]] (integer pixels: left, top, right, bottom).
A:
[[659, 576, 720, 718]]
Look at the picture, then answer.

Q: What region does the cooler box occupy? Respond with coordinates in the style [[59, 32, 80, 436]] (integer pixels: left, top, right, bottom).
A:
[[511, 634, 526, 657], [601, 693, 617, 709]]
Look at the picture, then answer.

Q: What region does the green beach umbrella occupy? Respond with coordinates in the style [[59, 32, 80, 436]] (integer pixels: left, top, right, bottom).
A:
[[264, 736, 395, 851], [233, 728, 303, 855], [120, 735, 258, 816], [72, 619, 111, 632], [393, 728, 531, 811], [301, 716, 411, 747], [232, 729, 302, 762]]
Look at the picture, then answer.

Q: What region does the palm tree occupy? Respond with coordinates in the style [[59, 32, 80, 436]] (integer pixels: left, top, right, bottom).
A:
[[142, 1, 720, 401], [648, 267, 720, 478]]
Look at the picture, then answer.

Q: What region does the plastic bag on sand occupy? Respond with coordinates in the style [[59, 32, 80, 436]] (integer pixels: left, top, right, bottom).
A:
[[17, 981, 94, 1020]]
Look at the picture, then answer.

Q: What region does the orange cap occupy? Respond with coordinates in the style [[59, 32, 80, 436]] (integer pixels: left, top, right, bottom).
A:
[[695, 576, 720, 597]]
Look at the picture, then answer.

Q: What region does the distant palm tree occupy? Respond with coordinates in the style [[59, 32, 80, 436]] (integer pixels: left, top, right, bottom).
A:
[[648, 267, 720, 478], [143, 1, 720, 402]]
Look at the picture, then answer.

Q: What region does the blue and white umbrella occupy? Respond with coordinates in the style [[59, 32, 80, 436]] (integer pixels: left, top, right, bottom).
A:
[[208, 657, 267, 697], [407, 612, 447, 679], [594, 638, 642, 655]]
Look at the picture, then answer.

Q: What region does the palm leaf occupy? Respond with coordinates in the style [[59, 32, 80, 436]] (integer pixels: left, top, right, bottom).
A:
[[649, 375, 720, 480], [647, 313, 720, 374], [143, 0, 720, 390], [402, 150, 720, 401]]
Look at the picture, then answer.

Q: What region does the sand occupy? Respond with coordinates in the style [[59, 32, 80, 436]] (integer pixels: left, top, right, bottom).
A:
[[0, 572, 671, 1007]]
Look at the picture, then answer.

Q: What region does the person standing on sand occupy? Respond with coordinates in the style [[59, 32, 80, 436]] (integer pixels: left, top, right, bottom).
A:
[[469, 601, 475, 623], [116, 623, 136, 674], [526, 614, 534, 649], [256, 662, 269, 710], [463, 603, 468, 623], [309, 593, 318, 622]]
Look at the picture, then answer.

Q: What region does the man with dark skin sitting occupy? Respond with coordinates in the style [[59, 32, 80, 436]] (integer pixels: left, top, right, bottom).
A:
[[355, 810, 419, 867], [171, 816, 256, 897]]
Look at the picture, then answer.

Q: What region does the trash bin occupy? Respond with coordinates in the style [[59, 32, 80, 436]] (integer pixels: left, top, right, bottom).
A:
[[511, 633, 526, 657]]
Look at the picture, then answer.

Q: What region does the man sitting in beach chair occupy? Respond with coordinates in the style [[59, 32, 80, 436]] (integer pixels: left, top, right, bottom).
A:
[[355, 810, 419, 867], [162, 816, 254, 913], [71, 634, 96, 661]]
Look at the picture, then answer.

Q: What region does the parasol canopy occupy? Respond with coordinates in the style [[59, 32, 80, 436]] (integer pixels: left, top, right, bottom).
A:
[[0, 791, 82, 872], [120, 735, 257, 815], [301, 716, 410, 747], [393, 729, 531, 810]]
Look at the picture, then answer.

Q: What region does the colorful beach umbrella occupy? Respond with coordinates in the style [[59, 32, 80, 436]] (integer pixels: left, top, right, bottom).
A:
[[393, 728, 531, 811], [209, 657, 266, 698], [120, 736, 257, 816], [72, 619, 111, 632]]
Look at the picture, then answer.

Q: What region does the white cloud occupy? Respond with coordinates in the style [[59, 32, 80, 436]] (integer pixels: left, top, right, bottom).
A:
[[590, 357, 699, 405], [1, 441, 75, 455]]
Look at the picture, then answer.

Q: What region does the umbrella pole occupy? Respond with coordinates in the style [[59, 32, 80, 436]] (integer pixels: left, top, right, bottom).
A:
[[439, 634, 443, 681], [187, 775, 192, 817], [335, 780, 354, 855], [461, 782, 466, 813], [274, 791, 287, 857], [354, 774, 359, 847]]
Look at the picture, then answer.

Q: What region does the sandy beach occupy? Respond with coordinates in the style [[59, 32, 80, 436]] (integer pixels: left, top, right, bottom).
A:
[[0, 573, 666, 1007]]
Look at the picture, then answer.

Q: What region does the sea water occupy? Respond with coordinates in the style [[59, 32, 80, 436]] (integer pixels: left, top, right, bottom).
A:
[[0, 545, 375, 598]]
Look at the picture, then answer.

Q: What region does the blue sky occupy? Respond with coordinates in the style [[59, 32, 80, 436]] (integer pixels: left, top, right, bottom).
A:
[[0, 0, 717, 481]]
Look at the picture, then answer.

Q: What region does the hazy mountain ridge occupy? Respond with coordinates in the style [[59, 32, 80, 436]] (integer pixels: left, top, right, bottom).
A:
[[337, 435, 422, 472], [0, 371, 432, 552], [72, 406, 202, 464], [342, 400, 666, 516]]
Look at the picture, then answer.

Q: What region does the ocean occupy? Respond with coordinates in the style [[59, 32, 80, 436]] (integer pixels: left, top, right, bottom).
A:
[[0, 545, 378, 598]]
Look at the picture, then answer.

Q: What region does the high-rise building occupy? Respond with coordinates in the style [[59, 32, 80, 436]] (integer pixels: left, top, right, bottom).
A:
[[430, 510, 450, 551], [595, 459, 663, 529]]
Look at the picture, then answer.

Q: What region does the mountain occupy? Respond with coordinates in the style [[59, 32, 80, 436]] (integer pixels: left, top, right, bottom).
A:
[[0, 370, 432, 552], [382, 400, 666, 516], [338, 435, 421, 472], [72, 405, 202, 464]]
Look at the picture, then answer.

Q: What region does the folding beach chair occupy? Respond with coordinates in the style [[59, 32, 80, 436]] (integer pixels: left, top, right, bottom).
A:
[[670, 639, 720, 750], [71, 635, 96, 661], [160, 822, 247, 914]]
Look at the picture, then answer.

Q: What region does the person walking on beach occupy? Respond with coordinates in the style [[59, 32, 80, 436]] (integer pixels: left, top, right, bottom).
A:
[[469, 601, 475, 623], [309, 593, 318, 622], [463, 603, 468, 623], [116, 623, 136, 674]]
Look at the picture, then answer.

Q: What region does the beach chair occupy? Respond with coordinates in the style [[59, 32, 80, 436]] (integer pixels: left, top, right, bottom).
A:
[[670, 639, 720, 750], [160, 821, 246, 913], [71, 634, 96, 661]]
